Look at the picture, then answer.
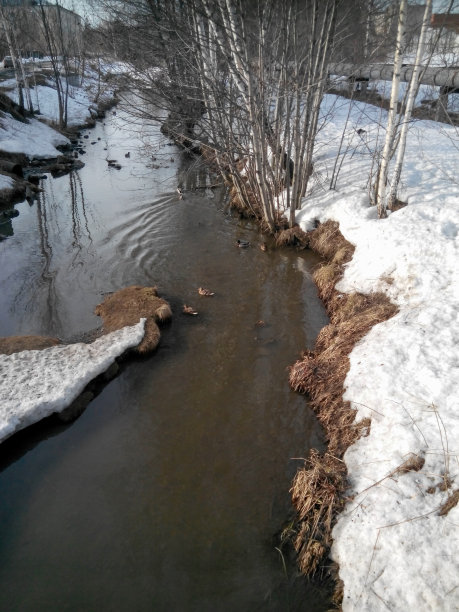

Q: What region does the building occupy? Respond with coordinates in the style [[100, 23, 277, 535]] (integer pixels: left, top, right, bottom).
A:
[[0, 1, 82, 58]]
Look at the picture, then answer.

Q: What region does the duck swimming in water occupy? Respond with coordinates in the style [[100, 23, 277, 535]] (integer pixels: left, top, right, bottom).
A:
[[236, 239, 250, 248], [198, 287, 215, 296], [183, 304, 198, 315]]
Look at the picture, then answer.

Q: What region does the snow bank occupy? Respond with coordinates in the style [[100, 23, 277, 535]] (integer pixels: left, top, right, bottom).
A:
[[0, 174, 14, 190], [0, 113, 69, 158], [295, 95, 459, 611], [6, 82, 94, 127], [0, 320, 145, 443]]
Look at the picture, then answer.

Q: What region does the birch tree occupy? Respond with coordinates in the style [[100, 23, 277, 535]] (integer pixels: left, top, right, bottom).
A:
[[386, 0, 431, 211], [36, 0, 72, 129], [375, 0, 407, 219], [0, 5, 33, 115], [96, 0, 342, 231]]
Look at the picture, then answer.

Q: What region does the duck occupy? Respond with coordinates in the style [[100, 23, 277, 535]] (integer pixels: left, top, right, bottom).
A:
[[198, 287, 214, 296], [183, 304, 198, 316], [236, 239, 250, 248], [125, 152, 130, 158]]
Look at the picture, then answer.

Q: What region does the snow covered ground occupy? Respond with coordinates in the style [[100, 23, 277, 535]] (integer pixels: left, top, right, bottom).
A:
[[0, 59, 119, 162], [2, 62, 118, 128], [0, 174, 14, 190], [3, 79, 96, 127], [0, 111, 70, 158], [293, 95, 459, 611], [0, 320, 145, 444], [330, 74, 459, 114]]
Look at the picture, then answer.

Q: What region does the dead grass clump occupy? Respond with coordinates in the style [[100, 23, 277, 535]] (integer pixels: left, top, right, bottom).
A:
[[438, 489, 459, 516], [288, 220, 398, 588], [313, 263, 342, 303], [0, 335, 60, 355], [389, 198, 407, 212], [275, 225, 309, 248], [393, 453, 425, 475], [308, 220, 355, 263], [95, 285, 172, 354], [291, 450, 347, 575], [230, 186, 263, 220], [332, 245, 353, 266], [328, 292, 397, 326]]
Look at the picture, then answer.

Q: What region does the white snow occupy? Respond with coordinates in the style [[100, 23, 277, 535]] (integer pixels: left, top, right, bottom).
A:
[[0, 173, 14, 190], [6, 81, 94, 127], [0, 113, 69, 158], [0, 320, 145, 444], [0, 60, 120, 163], [293, 95, 459, 611]]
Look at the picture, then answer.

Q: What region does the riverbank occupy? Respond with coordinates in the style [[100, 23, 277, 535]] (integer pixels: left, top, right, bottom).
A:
[[0, 60, 121, 210], [289, 95, 459, 610]]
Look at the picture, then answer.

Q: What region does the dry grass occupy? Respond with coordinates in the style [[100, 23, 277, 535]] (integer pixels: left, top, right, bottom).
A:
[[308, 220, 354, 264], [389, 198, 408, 212], [0, 335, 60, 355], [94, 285, 172, 354], [228, 184, 263, 219], [291, 450, 347, 575], [313, 263, 342, 303], [275, 225, 309, 248], [393, 453, 425, 476], [438, 489, 459, 516], [288, 220, 398, 589]]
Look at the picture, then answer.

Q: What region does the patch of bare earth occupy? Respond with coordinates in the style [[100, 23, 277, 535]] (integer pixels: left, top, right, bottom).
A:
[[288, 220, 398, 601], [95, 285, 172, 354]]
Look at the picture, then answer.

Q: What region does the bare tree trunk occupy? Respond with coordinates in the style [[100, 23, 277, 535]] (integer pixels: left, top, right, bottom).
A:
[[0, 6, 33, 114], [387, 0, 432, 211], [375, 0, 406, 219], [37, 0, 70, 129]]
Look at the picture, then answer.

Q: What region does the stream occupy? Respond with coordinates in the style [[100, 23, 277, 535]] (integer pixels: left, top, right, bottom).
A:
[[0, 107, 330, 611]]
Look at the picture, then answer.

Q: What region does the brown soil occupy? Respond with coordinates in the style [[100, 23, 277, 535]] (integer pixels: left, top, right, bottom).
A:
[[0, 335, 60, 355], [94, 285, 172, 354], [288, 220, 398, 597]]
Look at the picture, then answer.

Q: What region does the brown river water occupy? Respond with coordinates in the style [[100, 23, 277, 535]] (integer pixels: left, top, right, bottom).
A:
[[0, 108, 329, 611]]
